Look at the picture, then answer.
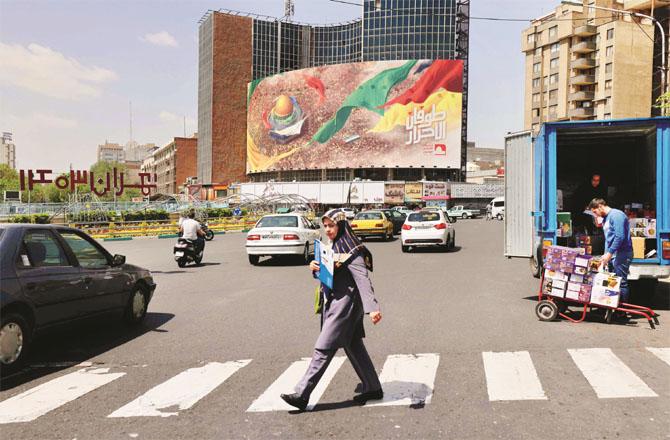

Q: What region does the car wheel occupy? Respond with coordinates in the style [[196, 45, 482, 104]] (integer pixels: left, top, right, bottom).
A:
[[303, 243, 310, 265], [0, 312, 31, 375], [530, 254, 542, 278], [248, 255, 260, 265], [497, 214, 503, 221], [177, 259, 186, 268], [451, 232, 456, 250], [461, 213, 468, 219], [124, 286, 148, 324]]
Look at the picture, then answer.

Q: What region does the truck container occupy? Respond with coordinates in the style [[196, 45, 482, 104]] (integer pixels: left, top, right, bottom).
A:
[[504, 117, 670, 281]]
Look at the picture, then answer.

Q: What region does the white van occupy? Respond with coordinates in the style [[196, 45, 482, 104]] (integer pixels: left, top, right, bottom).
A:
[[490, 197, 505, 220]]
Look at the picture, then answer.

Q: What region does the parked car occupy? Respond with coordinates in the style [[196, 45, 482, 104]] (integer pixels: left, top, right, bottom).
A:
[[246, 214, 321, 265], [490, 196, 505, 220], [446, 205, 481, 219], [340, 208, 357, 221], [351, 211, 394, 241], [400, 210, 456, 252], [381, 209, 407, 235], [0, 224, 156, 374]]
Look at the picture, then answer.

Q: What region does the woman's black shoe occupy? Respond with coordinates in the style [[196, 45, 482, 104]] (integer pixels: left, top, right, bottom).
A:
[[280, 393, 308, 411], [353, 389, 384, 403]]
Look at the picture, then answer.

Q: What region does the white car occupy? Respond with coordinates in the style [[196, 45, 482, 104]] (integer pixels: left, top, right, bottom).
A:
[[341, 208, 356, 221], [400, 210, 455, 252], [246, 214, 321, 265]]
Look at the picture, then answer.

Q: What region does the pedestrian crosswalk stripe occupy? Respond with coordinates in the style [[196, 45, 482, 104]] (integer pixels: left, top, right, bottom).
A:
[[0, 367, 125, 424], [246, 356, 346, 412], [646, 347, 670, 368], [108, 360, 251, 418], [482, 351, 547, 401], [568, 348, 658, 399], [365, 353, 440, 407]]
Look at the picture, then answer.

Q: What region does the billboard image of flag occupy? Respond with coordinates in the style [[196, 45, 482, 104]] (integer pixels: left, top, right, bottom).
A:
[[247, 60, 463, 173]]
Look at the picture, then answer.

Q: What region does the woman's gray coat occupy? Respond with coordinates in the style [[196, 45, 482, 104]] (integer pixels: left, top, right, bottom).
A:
[[315, 255, 380, 350]]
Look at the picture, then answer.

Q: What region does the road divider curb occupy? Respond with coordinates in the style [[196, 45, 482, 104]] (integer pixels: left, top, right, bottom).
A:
[[103, 237, 133, 242], [158, 234, 179, 239]]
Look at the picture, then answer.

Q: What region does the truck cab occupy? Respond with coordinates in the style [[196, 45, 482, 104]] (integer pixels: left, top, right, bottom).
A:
[[505, 118, 670, 281]]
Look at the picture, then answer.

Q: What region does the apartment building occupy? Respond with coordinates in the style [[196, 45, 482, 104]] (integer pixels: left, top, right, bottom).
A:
[[522, 0, 660, 132], [97, 141, 125, 163], [1, 132, 16, 169], [141, 136, 197, 195]]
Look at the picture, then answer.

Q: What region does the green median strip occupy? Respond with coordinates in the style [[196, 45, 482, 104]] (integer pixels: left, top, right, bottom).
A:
[[158, 234, 179, 239], [103, 237, 133, 241]]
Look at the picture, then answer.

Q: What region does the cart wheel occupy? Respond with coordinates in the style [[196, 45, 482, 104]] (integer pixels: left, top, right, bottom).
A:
[[605, 309, 613, 324], [536, 300, 559, 321]]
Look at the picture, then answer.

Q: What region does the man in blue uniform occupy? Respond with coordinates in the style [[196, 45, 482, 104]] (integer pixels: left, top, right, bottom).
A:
[[588, 198, 633, 305]]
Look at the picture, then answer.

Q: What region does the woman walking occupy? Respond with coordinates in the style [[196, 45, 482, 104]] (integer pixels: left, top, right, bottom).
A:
[[280, 208, 384, 411]]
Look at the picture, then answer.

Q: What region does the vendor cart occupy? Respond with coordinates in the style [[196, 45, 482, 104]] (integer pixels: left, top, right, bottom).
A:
[[535, 272, 660, 329]]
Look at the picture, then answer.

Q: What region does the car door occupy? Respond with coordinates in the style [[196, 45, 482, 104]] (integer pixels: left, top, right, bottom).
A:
[[15, 229, 85, 327], [301, 217, 319, 251], [57, 229, 132, 314]]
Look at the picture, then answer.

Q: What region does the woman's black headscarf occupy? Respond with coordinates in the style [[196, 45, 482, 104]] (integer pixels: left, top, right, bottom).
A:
[[322, 208, 373, 272]]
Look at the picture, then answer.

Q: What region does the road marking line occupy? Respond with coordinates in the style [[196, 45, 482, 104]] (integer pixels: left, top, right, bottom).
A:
[[482, 351, 547, 401], [247, 356, 345, 412], [0, 367, 125, 424], [646, 347, 670, 367], [366, 353, 440, 407], [108, 360, 251, 418], [568, 348, 657, 399]]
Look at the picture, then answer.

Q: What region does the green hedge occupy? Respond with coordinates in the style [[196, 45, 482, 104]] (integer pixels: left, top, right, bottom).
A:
[[121, 210, 170, 221], [10, 214, 51, 224], [203, 208, 248, 218]]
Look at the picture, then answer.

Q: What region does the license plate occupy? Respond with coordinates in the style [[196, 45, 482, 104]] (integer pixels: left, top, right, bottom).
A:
[[416, 225, 431, 229], [262, 235, 281, 240], [175, 251, 184, 257]]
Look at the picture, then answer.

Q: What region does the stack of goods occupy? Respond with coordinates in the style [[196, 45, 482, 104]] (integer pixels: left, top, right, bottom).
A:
[[629, 218, 657, 259], [542, 245, 621, 308], [574, 234, 605, 256]]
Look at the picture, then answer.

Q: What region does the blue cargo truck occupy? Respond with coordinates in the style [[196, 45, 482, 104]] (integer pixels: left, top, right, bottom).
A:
[[504, 117, 670, 283]]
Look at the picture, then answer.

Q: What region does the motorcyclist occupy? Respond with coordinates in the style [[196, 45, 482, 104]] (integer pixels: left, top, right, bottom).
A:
[[179, 210, 205, 255]]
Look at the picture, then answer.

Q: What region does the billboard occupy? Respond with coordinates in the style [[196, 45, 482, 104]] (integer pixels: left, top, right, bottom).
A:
[[422, 182, 447, 198], [247, 59, 463, 173], [404, 182, 423, 203], [384, 183, 405, 205]]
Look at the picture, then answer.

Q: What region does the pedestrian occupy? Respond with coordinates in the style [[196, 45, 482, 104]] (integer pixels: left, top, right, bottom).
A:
[[280, 208, 384, 411], [588, 198, 634, 314]]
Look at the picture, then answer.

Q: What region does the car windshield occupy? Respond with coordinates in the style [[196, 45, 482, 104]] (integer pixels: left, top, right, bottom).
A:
[[257, 216, 298, 228], [408, 212, 440, 222], [355, 212, 382, 220]]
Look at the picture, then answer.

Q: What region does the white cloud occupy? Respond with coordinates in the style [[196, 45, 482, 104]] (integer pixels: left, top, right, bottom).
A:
[[0, 42, 118, 100], [141, 31, 178, 47], [33, 112, 78, 129]]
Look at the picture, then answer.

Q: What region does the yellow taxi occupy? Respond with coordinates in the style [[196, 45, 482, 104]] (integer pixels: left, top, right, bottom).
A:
[[351, 210, 394, 241]]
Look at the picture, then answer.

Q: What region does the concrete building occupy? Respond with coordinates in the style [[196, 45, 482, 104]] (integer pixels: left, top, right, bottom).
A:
[[141, 136, 197, 195], [197, 0, 471, 185], [125, 141, 158, 163], [521, 0, 664, 133], [1, 132, 16, 169], [97, 141, 125, 163]]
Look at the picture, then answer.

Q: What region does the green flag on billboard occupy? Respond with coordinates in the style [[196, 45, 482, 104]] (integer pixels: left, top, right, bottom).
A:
[[311, 60, 417, 144]]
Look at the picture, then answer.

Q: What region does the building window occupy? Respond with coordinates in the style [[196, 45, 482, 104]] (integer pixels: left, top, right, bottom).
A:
[[532, 108, 540, 117], [550, 73, 559, 84], [605, 79, 612, 89], [533, 93, 540, 103], [533, 62, 541, 73], [527, 33, 535, 44], [549, 105, 557, 116], [543, 76, 549, 87], [582, 101, 593, 108], [532, 78, 541, 88], [534, 47, 542, 56], [550, 58, 559, 69], [606, 46, 613, 57], [548, 26, 558, 38], [605, 63, 612, 74], [606, 28, 614, 40], [543, 91, 548, 102], [549, 89, 557, 100], [550, 42, 559, 53]]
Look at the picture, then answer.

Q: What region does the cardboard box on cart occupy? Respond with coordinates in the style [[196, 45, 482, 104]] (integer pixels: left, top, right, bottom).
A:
[[589, 272, 622, 308]]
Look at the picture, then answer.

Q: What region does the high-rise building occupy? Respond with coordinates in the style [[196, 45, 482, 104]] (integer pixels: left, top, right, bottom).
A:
[[1, 132, 16, 169], [521, 0, 666, 133], [97, 141, 125, 163], [197, 0, 470, 185], [125, 141, 158, 162]]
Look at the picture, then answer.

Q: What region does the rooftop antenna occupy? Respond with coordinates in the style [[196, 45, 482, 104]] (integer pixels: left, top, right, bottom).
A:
[[183, 115, 186, 137], [283, 0, 294, 21]]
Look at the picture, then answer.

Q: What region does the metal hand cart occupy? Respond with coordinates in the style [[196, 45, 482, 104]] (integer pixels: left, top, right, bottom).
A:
[[535, 272, 660, 329]]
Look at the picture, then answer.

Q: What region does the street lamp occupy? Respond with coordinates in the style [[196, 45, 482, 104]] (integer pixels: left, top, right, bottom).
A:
[[585, 4, 667, 115]]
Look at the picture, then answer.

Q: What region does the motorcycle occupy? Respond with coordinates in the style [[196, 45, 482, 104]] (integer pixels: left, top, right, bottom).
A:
[[174, 238, 203, 267], [201, 222, 215, 241]]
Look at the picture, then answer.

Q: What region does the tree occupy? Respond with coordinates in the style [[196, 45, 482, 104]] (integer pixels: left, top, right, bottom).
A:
[[0, 164, 19, 196], [655, 91, 670, 111]]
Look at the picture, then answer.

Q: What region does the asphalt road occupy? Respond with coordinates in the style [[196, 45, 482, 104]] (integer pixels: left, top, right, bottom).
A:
[[1, 219, 669, 439]]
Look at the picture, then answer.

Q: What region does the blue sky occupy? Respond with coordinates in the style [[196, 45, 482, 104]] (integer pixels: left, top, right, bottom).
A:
[[0, 0, 557, 170]]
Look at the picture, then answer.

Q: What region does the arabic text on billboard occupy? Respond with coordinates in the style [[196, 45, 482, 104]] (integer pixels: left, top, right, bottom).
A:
[[247, 60, 463, 173], [384, 183, 405, 204], [404, 182, 423, 202]]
